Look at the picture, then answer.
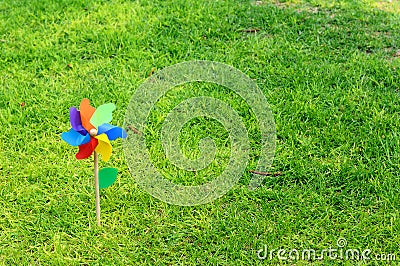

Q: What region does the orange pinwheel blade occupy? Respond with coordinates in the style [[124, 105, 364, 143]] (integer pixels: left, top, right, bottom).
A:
[[80, 98, 96, 132]]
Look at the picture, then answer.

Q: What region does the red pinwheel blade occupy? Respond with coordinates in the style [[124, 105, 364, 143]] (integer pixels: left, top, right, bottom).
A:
[[76, 137, 98, 160]]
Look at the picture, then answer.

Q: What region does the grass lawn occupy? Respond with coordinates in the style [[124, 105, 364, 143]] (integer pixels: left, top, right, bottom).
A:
[[1, 0, 400, 264]]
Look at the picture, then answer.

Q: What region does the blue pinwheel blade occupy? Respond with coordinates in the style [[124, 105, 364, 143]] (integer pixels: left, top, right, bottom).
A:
[[98, 124, 127, 141], [61, 128, 91, 146]]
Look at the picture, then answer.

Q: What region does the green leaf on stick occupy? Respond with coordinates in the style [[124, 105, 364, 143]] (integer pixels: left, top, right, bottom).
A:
[[99, 167, 118, 189]]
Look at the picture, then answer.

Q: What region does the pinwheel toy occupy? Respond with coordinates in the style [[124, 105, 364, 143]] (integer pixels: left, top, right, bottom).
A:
[[61, 98, 127, 226]]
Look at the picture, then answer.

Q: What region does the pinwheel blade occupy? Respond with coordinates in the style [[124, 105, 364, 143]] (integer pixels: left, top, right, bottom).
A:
[[61, 129, 91, 146], [76, 137, 98, 159], [95, 134, 112, 162], [90, 103, 116, 128], [80, 98, 96, 132], [70, 107, 87, 135], [98, 123, 127, 140], [99, 167, 118, 189]]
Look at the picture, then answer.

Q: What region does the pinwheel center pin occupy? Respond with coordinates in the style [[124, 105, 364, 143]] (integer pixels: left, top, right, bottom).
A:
[[89, 128, 98, 136], [61, 98, 127, 226]]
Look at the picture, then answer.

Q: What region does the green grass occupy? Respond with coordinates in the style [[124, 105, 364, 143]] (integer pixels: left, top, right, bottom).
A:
[[1, 0, 400, 264]]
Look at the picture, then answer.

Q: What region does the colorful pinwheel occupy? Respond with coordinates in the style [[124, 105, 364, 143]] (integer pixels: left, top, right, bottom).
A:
[[61, 98, 127, 226]]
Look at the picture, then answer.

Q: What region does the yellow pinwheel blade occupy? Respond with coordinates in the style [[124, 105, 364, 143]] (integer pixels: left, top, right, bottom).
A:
[[95, 133, 112, 162]]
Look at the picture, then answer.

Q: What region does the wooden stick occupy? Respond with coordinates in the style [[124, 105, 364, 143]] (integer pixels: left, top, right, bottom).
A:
[[94, 151, 101, 226]]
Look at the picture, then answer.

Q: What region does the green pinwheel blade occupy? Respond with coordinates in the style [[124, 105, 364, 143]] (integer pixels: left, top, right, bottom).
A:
[[99, 167, 118, 189], [90, 103, 116, 128]]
